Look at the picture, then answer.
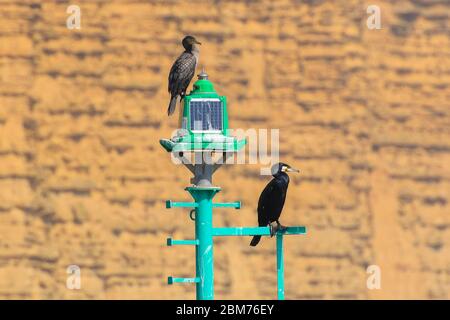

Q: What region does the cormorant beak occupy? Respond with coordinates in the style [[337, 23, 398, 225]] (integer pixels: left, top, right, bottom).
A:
[[285, 166, 299, 173]]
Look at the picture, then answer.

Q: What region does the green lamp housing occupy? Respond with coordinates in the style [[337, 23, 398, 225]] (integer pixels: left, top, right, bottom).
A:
[[160, 71, 246, 153]]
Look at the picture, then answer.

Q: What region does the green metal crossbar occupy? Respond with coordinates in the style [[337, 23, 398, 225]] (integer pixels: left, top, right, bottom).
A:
[[166, 200, 241, 209], [166, 238, 199, 246], [213, 201, 241, 209], [168, 276, 200, 284], [212, 226, 306, 236], [166, 200, 197, 208]]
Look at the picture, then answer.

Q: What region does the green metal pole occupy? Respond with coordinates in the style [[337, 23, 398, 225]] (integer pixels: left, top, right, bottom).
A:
[[187, 186, 220, 300], [276, 233, 285, 300]]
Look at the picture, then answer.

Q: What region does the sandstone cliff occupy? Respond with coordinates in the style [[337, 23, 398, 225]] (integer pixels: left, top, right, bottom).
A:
[[0, 0, 448, 299]]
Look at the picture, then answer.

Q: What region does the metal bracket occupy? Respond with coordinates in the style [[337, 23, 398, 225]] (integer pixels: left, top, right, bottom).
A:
[[168, 276, 200, 284], [166, 200, 198, 208], [172, 151, 195, 174], [166, 200, 240, 209], [213, 201, 241, 209], [167, 238, 199, 246], [212, 226, 306, 237]]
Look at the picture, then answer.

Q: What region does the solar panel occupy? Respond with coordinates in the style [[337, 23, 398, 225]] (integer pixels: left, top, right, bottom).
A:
[[190, 99, 223, 132]]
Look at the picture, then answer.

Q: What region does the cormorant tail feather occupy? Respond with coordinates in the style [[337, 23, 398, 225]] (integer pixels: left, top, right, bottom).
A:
[[168, 96, 178, 116], [250, 235, 261, 247]]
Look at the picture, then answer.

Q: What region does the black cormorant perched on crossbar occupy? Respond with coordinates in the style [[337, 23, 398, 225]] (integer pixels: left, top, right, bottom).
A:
[[250, 163, 299, 247], [167, 35, 201, 116]]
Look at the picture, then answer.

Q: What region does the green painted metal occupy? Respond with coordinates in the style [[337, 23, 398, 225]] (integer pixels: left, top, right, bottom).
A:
[[186, 186, 221, 300], [212, 226, 307, 237], [166, 200, 198, 208], [159, 138, 246, 153], [166, 200, 240, 209], [276, 234, 285, 300], [168, 276, 200, 284], [212, 201, 241, 209], [159, 75, 246, 153], [166, 238, 199, 246]]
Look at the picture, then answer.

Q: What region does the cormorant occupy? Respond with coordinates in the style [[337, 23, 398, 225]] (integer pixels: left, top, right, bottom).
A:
[[167, 35, 201, 116], [250, 162, 299, 247]]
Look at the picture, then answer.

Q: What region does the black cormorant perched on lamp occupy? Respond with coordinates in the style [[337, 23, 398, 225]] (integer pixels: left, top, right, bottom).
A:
[[250, 163, 299, 247], [167, 35, 201, 116]]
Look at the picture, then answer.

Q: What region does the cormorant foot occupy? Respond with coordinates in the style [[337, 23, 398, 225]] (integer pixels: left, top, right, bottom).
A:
[[269, 223, 276, 237], [276, 221, 287, 233]]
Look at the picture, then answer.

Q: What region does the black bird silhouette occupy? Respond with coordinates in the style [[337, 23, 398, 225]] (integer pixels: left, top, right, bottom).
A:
[[250, 163, 299, 247], [167, 35, 201, 116]]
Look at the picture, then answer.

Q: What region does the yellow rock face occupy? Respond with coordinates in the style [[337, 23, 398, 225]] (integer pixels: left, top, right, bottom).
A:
[[0, 0, 448, 299]]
